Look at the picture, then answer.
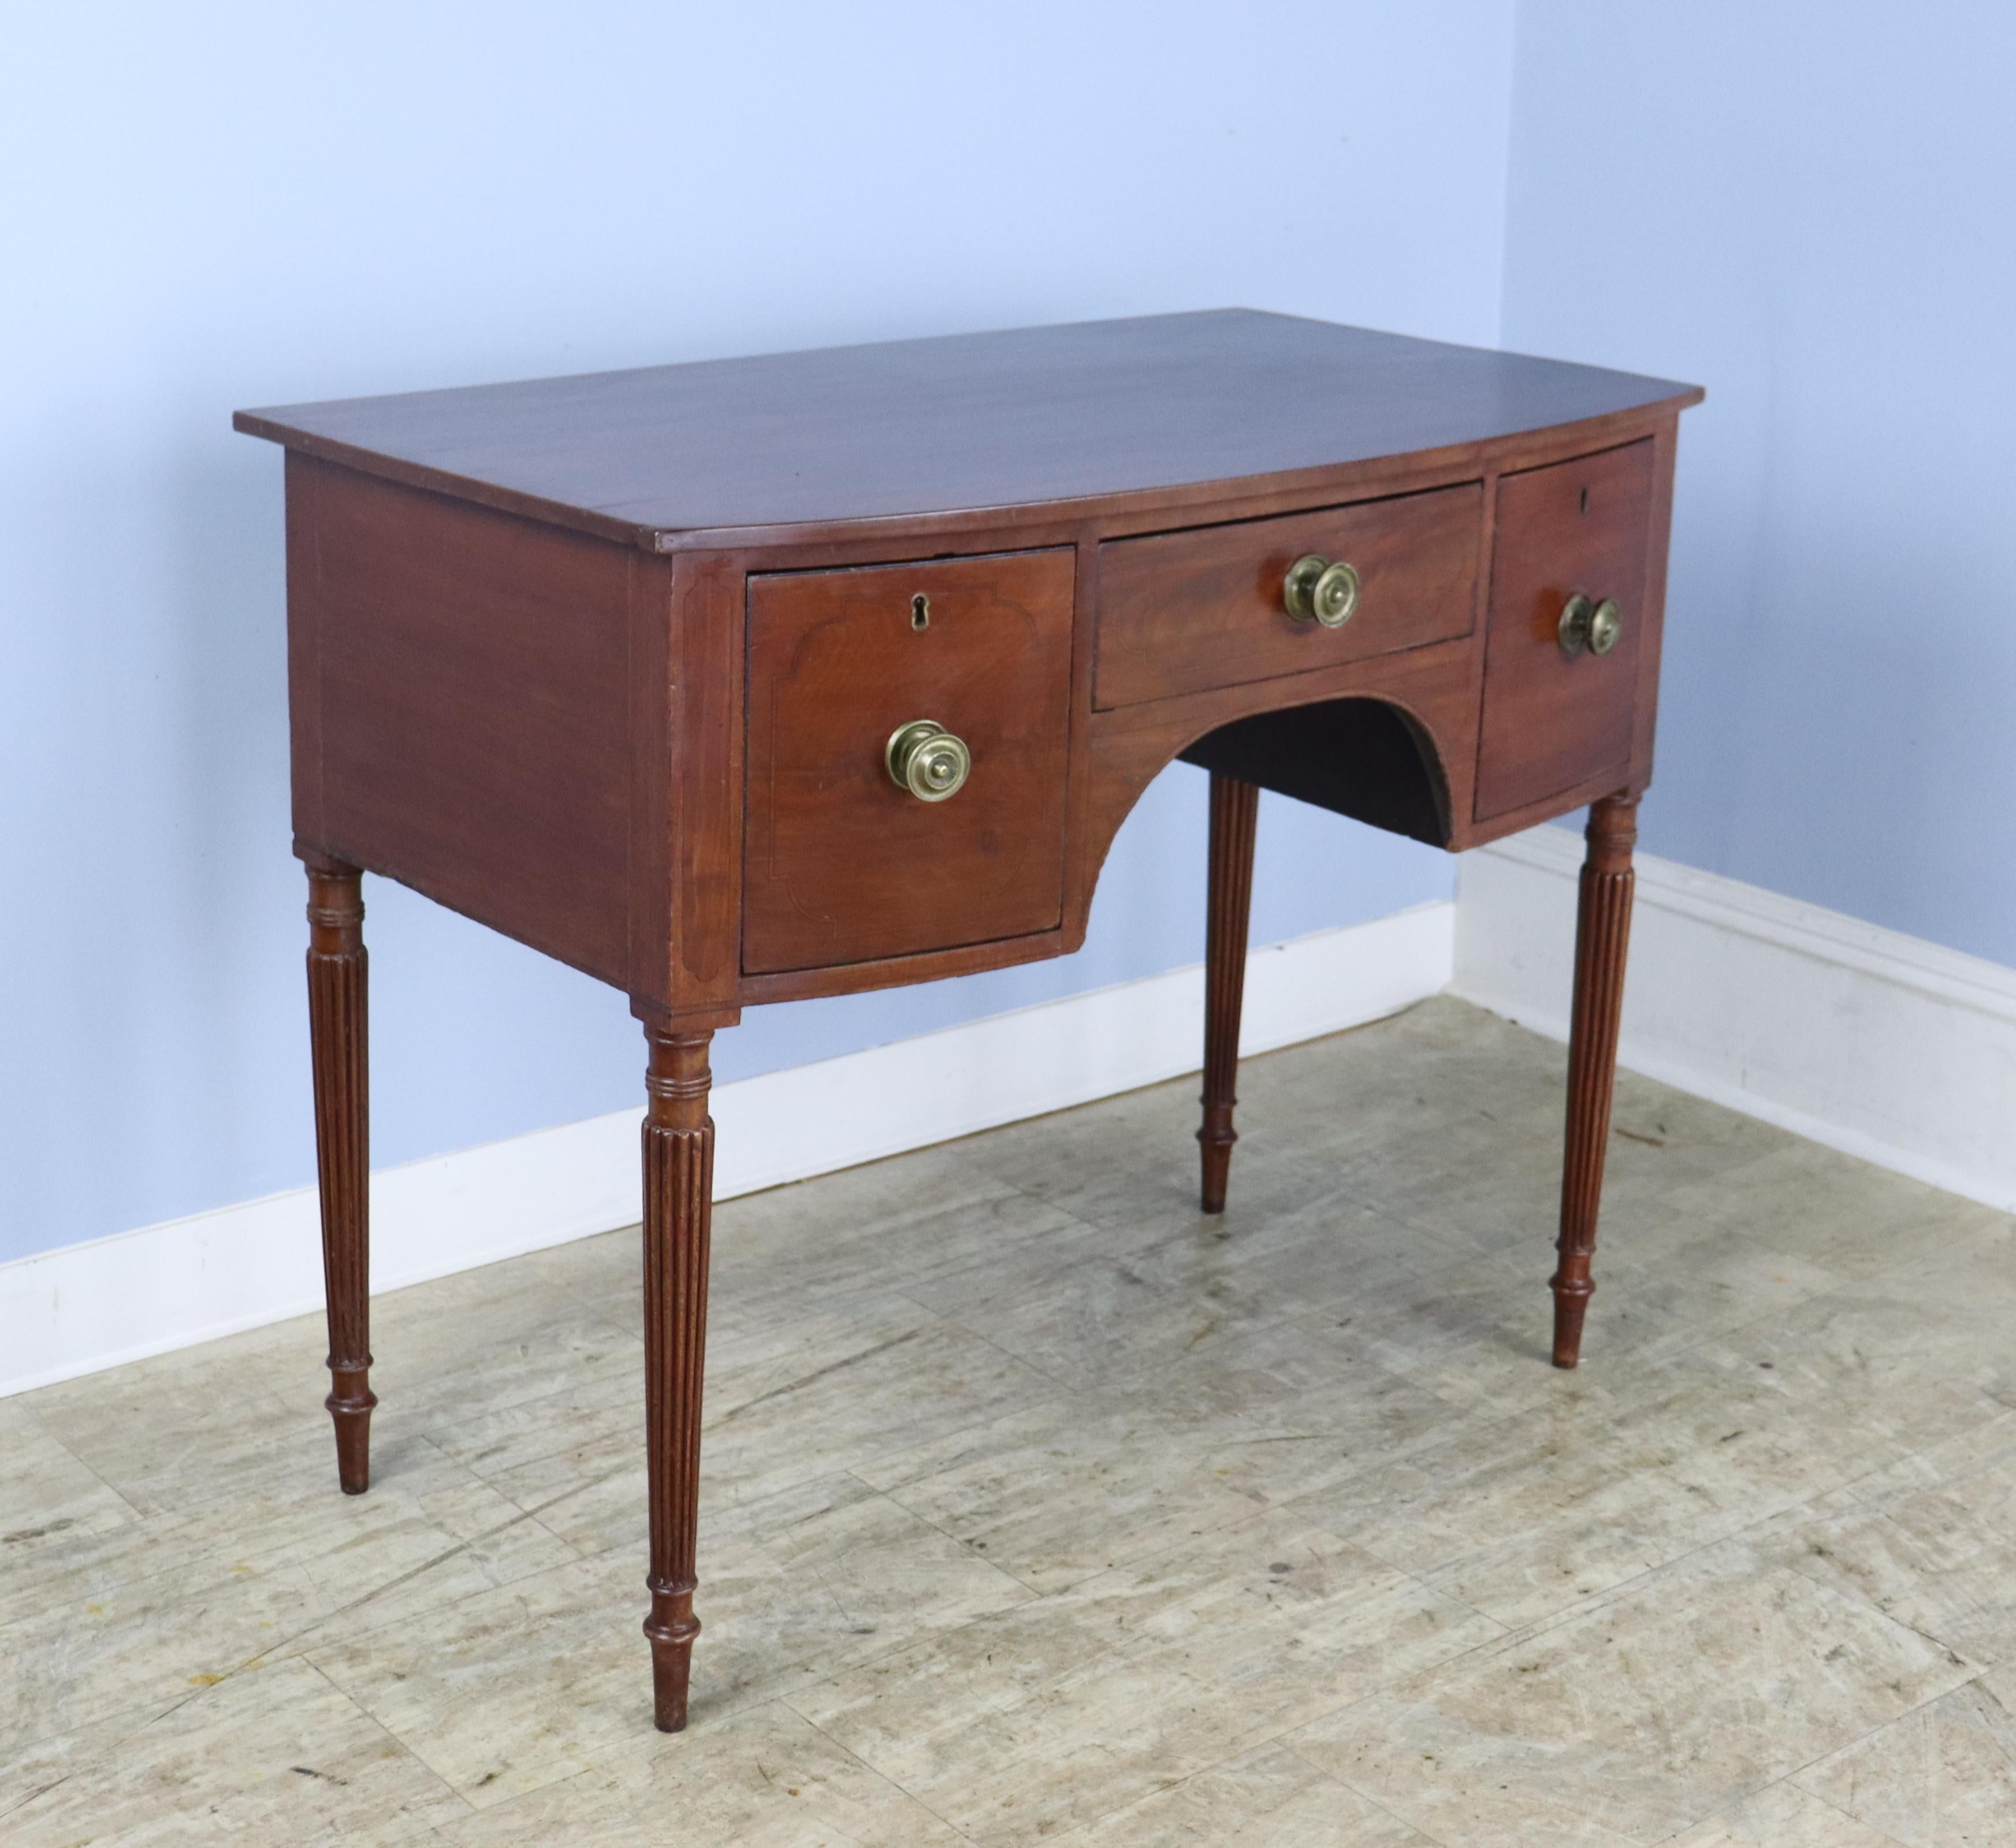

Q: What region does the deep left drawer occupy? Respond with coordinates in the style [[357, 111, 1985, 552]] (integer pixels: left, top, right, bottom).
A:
[[743, 549, 1075, 975]]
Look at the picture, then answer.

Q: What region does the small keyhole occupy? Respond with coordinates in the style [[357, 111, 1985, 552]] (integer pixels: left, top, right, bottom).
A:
[[910, 593, 930, 630], [1579, 486, 1590, 514]]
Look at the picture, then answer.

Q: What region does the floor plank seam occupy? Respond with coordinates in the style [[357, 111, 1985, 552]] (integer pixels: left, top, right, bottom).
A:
[[302, 1655, 480, 1819], [847, 1473, 1056, 1603], [1271, 1731, 1460, 1845], [777, 1696, 986, 1843], [13, 1001, 2016, 1841]]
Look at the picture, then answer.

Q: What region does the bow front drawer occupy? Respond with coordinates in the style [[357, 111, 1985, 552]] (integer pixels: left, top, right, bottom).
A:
[[1474, 438, 1655, 820], [743, 549, 1074, 976], [1093, 481, 1483, 709]]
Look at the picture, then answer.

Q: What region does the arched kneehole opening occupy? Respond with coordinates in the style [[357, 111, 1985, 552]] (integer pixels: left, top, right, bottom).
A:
[[1176, 697, 1450, 847]]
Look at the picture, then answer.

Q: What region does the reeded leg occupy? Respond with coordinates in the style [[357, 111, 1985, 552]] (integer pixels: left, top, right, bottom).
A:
[[640, 1023, 716, 1732], [1198, 774, 1259, 1213], [303, 854, 374, 1492], [1550, 795, 1639, 1368]]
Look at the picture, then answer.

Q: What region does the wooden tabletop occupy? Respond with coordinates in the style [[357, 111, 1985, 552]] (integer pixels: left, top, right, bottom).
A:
[[235, 310, 1699, 551]]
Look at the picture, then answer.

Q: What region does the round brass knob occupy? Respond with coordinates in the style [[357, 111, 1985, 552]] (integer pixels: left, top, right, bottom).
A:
[[1283, 553, 1362, 628], [886, 719, 970, 802], [1587, 598, 1623, 656], [1557, 594, 1623, 658], [1558, 594, 1592, 656]]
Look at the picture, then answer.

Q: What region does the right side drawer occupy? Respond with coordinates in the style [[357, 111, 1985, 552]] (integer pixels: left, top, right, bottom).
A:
[[1474, 438, 1656, 820], [1094, 482, 1482, 709]]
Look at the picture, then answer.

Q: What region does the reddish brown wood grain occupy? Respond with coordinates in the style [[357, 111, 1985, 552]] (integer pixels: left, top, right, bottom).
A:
[[240, 312, 1701, 1734], [743, 551, 1074, 973], [641, 1022, 716, 1733], [1198, 775, 1260, 1213], [235, 311, 1699, 551], [250, 325, 1697, 1017], [1627, 421, 1683, 790], [302, 853, 374, 1494], [307, 462, 635, 987], [624, 549, 678, 1012], [284, 452, 326, 845], [1474, 440, 1655, 820], [1070, 636, 1484, 945], [1096, 481, 1480, 709], [665, 552, 747, 1012], [1551, 795, 1639, 1369]]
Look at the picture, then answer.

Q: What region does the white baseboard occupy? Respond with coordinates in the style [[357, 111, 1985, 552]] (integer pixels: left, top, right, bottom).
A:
[[1454, 826, 2016, 1214], [0, 903, 1455, 1398], [16, 842, 2013, 1402]]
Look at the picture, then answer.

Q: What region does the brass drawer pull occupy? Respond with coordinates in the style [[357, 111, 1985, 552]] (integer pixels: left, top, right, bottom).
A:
[[886, 719, 971, 802], [1282, 553, 1361, 628], [1558, 594, 1623, 658]]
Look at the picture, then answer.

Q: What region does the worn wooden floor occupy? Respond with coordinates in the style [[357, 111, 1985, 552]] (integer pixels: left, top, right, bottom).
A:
[[8, 997, 2016, 1845]]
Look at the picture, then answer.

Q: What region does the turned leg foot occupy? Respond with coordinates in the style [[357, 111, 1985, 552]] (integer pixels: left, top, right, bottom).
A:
[[1550, 795, 1638, 1368], [326, 1364, 375, 1494], [1198, 774, 1259, 1214], [644, 1582, 701, 1732], [304, 854, 374, 1492], [640, 1022, 716, 1731]]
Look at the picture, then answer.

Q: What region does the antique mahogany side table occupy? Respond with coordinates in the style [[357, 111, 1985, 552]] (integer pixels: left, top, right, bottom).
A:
[[235, 311, 1701, 1731]]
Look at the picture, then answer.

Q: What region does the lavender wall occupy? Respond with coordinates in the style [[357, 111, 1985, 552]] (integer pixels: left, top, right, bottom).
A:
[[0, 2, 1515, 1262], [1501, 3, 2016, 964]]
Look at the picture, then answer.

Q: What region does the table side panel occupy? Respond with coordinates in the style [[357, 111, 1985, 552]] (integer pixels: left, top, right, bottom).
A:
[[303, 463, 634, 986], [285, 451, 326, 844]]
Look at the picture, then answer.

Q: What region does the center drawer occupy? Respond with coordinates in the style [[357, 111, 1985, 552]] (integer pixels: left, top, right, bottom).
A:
[[743, 549, 1074, 975], [1093, 481, 1482, 708]]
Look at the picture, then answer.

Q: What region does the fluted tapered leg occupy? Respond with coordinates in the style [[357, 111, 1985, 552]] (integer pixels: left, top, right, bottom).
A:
[[1550, 795, 1639, 1369], [1198, 774, 1260, 1214], [641, 1024, 716, 1732], [304, 854, 374, 1493]]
